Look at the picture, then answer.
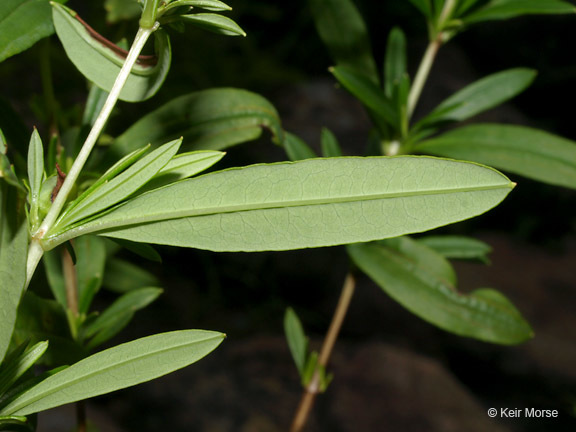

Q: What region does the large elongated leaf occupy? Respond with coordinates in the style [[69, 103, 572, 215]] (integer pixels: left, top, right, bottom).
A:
[[462, 0, 575, 24], [111, 88, 283, 161], [0, 0, 67, 63], [52, 3, 172, 102], [348, 239, 533, 344], [0, 330, 224, 416], [48, 157, 514, 251], [0, 183, 28, 364], [420, 68, 537, 126], [415, 124, 576, 189], [309, 0, 379, 84]]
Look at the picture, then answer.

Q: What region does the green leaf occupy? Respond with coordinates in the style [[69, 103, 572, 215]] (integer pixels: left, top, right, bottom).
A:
[[27, 129, 44, 228], [415, 124, 576, 189], [330, 65, 399, 129], [283, 132, 317, 161], [111, 239, 162, 262], [455, 0, 483, 16], [52, 3, 172, 102], [103, 258, 159, 293], [82, 85, 109, 128], [83, 287, 163, 350], [52, 157, 514, 251], [176, 13, 246, 36], [384, 27, 407, 99], [141, 150, 225, 192], [0, 184, 28, 364], [0, 0, 67, 63], [0, 330, 225, 416], [56, 140, 181, 228], [42, 249, 67, 309], [421, 68, 537, 126], [75, 236, 107, 315], [163, 0, 232, 12], [104, 0, 142, 23], [347, 240, 533, 344], [0, 416, 34, 432], [309, 0, 379, 83], [111, 88, 283, 161], [284, 308, 308, 375], [418, 235, 492, 263], [0, 342, 48, 395], [462, 0, 576, 24], [320, 128, 342, 157]]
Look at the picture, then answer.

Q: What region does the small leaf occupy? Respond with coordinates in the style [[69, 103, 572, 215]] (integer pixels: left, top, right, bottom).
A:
[[141, 150, 225, 192], [0, 416, 34, 432], [408, 0, 433, 18], [415, 124, 576, 189], [284, 308, 308, 375], [0, 330, 225, 416], [418, 235, 492, 263], [0, 342, 48, 395], [422, 68, 537, 126], [0, 184, 28, 364], [82, 84, 109, 128], [384, 27, 407, 99], [462, 0, 576, 24], [0, 0, 67, 63], [56, 139, 181, 228], [75, 236, 107, 315], [42, 249, 67, 309], [104, 0, 142, 23], [163, 0, 232, 13], [348, 241, 533, 344], [52, 3, 172, 102], [330, 65, 399, 129], [111, 88, 283, 160], [283, 132, 317, 161], [83, 287, 163, 349], [111, 239, 162, 262], [309, 0, 379, 84], [50, 157, 515, 252], [177, 13, 246, 36], [320, 128, 342, 157], [27, 129, 44, 227]]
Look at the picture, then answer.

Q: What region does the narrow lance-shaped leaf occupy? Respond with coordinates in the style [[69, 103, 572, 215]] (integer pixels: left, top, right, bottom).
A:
[[47, 157, 515, 252], [110, 88, 283, 161], [0, 330, 225, 416], [102, 259, 159, 293], [309, 0, 379, 84], [415, 124, 576, 190], [418, 68, 537, 128], [408, 0, 433, 18], [74, 236, 107, 315], [284, 308, 308, 375], [283, 132, 317, 161], [320, 128, 343, 157], [384, 27, 407, 99], [0, 0, 68, 63], [462, 0, 576, 24], [175, 13, 246, 37], [52, 3, 172, 102], [56, 139, 181, 228], [330, 65, 399, 129], [348, 239, 533, 344], [0, 342, 49, 395], [0, 183, 28, 363], [163, 0, 232, 12], [418, 235, 492, 263]]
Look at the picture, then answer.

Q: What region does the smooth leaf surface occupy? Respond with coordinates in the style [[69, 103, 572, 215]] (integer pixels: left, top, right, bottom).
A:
[[422, 68, 537, 126], [51, 157, 514, 251], [462, 0, 575, 24], [163, 0, 232, 12], [384, 27, 407, 98], [408, 0, 432, 18], [42, 249, 67, 308], [104, 0, 141, 23], [284, 308, 308, 375], [103, 258, 159, 293], [52, 3, 172, 102], [0, 330, 225, 416], [415, 124, 576, 189], [0, 184, 28, 364], [418, 235, 492, 263], [111, 88, 283, 160], [331, 66, 399, 128], [177, 13, 246, 36], [309, 0, 379, 83], [320, 128, 342, 157], [284, 132, 317, 161], [57, 140, 181, 228], [75, 236, 107, 315], [0, 342, 48, 395], [0, 0, 67, 63], [348, 240, 533, 344]]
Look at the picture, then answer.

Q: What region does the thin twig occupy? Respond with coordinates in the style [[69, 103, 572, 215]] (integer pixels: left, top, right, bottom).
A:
[[290, 273, 356, 432]]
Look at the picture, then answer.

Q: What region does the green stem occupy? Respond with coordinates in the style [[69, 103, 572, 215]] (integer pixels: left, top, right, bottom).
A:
[[24, 25, 157, 288], [407, 0, 457, 119], [140, 0, 161, 29]]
